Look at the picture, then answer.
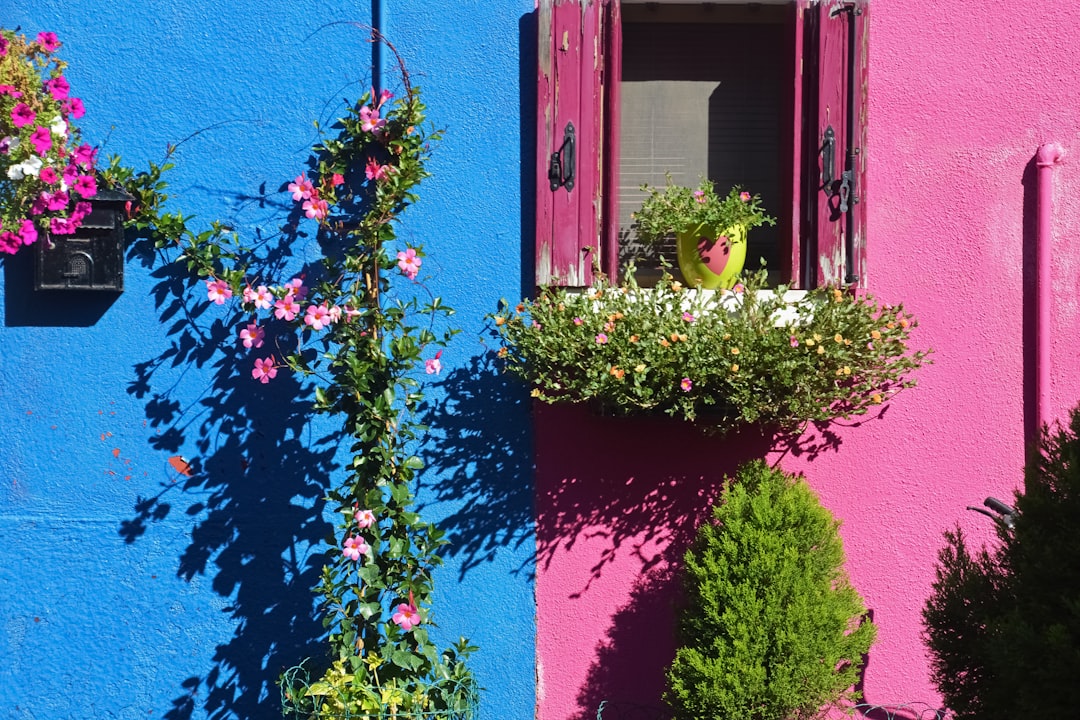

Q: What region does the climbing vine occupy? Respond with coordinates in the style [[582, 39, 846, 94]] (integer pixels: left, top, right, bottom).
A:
[[102, 34, 477, 718]]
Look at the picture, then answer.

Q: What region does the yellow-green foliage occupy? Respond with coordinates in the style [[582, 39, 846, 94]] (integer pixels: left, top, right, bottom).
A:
[[666, 461, 875, 720]]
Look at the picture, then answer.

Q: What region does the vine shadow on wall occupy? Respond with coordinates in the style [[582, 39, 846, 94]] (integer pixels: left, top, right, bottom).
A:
[[118, 186, 343, 720]]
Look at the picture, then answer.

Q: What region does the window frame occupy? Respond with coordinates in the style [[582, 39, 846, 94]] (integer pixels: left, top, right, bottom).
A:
[[535, 0, 868, 289]]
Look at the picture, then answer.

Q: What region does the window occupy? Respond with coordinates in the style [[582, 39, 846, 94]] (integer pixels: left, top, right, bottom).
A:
[[535, 0, 867, 289]]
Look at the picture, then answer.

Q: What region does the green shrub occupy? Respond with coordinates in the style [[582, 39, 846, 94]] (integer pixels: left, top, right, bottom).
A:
[[923, 406, 1080, 720], [666, 461, 875, 720]]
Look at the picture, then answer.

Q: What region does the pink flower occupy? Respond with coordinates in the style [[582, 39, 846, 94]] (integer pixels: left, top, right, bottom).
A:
[[72, 144, 96, 168], [284, 277, 307, 300], [790, 335, 799, 347], [239, 323, 265, 349], [359, 105, 385, 133], [0, 37, 8, 57], [206, 279, 232, 304], [595, 333, 608, 344], [274, 295, 301, 321], [0, 84, 21, 98], [11, 103, 36, 128], [392, 597, 421, 631], [374, 88, 394, 108], [73, 175, 97, 198], [732, 283, 746, 294], [252, 356, 277, 383], [739, 191, 751, 202], [682, 312, 695, 323], [573, 317, 583, 326], [70, 202, 91, 222], [44, 76, 70, 100], [693, 190, 706, 203], [18, 220, 38, 246], [681, 377, 693, 392], [39, 166, 58, 185], [330, 173, 345, 186], [288, 174, 314, 201], [302, 197, 328, 220], [342, 536, 370, 561], [36, 32, 61, 52], [0, 232, 20, 254], [243, 284, 273, 309], [327, 305, 342, 323], [62, 165, 80, 187], [49, 216, 78, 235], [397, 248, 422, 280], [61, 97, 85, 119], [425, 350, 443, 375], [354, 509, 376, 528], [30, 126, 52, 155], [365, 158, 389, 182], [45, 190, 69, 211], [304, 303, 333, 331]]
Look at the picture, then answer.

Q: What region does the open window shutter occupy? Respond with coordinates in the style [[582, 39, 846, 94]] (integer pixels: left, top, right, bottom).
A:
[[812, 0, 867, 288], [536, 0, 610, 286]]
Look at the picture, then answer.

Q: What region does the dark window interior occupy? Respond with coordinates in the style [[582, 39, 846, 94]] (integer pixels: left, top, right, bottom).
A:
[[618, 4, 788, 284]]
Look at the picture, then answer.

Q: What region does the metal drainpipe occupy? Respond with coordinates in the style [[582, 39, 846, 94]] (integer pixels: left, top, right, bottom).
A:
[[1035, 142, 1065, 433], [372, 0, 383, 94]]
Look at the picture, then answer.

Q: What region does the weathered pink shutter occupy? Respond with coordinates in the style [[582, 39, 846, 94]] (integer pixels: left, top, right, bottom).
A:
[[812, 0, 868, 288], [536, 0, 609, 286]]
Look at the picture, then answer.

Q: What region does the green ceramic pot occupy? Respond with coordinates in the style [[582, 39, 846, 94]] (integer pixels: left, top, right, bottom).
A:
[[675, 222, 747, 290]]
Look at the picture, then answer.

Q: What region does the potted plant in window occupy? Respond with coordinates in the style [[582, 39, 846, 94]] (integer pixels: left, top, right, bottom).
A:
[[632, 177, 774, 290]]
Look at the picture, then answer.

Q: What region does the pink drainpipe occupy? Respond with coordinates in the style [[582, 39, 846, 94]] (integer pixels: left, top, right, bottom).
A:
[[1036, 143, 1066, 432]]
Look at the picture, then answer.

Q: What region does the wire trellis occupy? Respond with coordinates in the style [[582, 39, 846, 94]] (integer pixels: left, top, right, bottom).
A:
[[280, 663, 479, 720]]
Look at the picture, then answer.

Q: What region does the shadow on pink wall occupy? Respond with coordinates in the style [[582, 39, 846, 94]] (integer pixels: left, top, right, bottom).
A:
[[534, 403, 850, 720]]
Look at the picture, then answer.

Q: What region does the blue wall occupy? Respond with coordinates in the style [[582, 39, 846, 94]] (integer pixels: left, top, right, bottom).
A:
[[1, 2, 535, 718]]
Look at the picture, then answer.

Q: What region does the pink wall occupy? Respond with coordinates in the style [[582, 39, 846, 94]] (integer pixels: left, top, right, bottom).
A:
[[535, 2, 1080, 718]]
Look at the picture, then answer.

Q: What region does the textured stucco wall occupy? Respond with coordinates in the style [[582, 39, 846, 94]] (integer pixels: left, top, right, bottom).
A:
[[535, 3, 1080, 720], [1, 2, 535, 719]]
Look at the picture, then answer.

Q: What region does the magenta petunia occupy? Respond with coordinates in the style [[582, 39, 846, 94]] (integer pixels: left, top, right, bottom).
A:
[[18, 220, 38, 246], [49, 216, 78, 235], [73, 175, 97, 198], [61, 97, 85, 119], [11, 103, 36, 128], [44, 76, 70, 100], [30, 126, 52, 155], [0, 37, 8, 57], [0, 232, 20, 254], [46, 190, 69, 212], [0, 84, 22, 98], [72, 144, 96, 168], [39, 166, 59, 184], [36, 32, 61, 52]]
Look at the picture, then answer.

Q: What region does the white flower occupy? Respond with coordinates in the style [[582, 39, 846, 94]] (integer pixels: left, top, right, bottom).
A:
[[7, 155, 44, 180], [50, 115, 67, 137]]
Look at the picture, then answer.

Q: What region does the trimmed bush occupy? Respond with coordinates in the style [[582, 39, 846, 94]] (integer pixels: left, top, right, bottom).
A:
[[666, 461, 875, 720], [923, 406, 1080, 720]]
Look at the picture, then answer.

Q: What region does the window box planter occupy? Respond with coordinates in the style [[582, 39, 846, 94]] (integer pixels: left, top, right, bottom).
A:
[[492, 270, 929, 435]]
